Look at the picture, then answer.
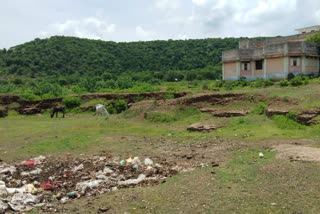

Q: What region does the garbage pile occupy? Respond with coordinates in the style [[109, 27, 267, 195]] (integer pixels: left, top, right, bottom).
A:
[[0, 155, 179, 213]]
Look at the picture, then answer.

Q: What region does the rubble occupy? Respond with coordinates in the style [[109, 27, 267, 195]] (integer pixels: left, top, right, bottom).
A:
[[0, 155, 179, 212]]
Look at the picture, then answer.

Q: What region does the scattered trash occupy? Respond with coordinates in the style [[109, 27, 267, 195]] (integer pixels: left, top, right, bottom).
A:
[[23, 160, 37, 167], [126, 157, 133, 163], [0, 155, 179, 212], [40, 182, 54, 191], [119, 174, 146, 186], [76, 180, 103, 194], [132, 157, 141, 165], [72, 164, 84, 172], [25, 184, 37, 194], [144, 158, 153, 166], [67, 192, 77, 199], [259, 152, 264, 158]]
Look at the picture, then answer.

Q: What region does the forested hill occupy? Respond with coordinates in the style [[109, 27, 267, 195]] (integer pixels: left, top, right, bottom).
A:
[[0, 36, 241, 79]]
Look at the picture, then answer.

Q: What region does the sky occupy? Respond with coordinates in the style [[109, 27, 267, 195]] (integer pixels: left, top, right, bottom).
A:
[[1, 0, 320, 48]]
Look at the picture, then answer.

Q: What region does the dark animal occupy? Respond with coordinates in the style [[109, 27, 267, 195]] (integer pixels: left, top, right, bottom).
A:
[[51, 106, 65, 118]]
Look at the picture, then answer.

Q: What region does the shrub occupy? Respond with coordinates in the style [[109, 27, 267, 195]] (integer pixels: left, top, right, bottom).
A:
[[252, 102, 267, 115], [215, 81, 225, 88], [202, 83, 209, 90], [224, 81, 233, 90], [13, 78, 23, 85], [164, 93, 175, 100], [117, 76, 133, 89], [20, 92, 40, 101], [280, 79, 289, 87], [264, 79, 274, 87], [114, 99, 128, 114], [106, 105, 115, 114], [252, 78, 264, 88], [288, 72, 295, 80], [289, 76, 304, 86], [62, 96, 82, 109], [286, 111, 299, 121]]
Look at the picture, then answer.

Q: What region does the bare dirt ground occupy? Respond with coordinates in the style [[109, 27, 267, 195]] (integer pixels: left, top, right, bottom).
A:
[[274, 143, 320, 163]]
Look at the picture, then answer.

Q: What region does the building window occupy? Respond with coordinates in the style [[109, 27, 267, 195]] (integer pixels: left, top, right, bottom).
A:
[[290, 57, 300, 67], [255, 60, 263, 70], [241, 62, 250, 71]]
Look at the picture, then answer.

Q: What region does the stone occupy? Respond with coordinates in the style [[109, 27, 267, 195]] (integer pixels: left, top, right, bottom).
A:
[[212, 110, 249, 117], [187, 123, 217, 132]]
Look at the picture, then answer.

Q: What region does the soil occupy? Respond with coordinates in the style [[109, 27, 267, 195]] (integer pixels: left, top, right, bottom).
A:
[[0, 92, 189, 115], [274, 143, 320, 163]]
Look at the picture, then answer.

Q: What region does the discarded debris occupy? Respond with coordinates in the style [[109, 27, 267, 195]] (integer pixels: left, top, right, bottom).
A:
[[0, 155, 179, 212], [144, 158, 154, 166]]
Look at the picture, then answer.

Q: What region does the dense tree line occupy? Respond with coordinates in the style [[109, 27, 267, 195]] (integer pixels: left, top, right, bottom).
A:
[[0, 36, 242, 80]]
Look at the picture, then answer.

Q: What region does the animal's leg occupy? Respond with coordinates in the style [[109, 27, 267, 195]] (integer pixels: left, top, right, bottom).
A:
[[63, 110, 65, 118]]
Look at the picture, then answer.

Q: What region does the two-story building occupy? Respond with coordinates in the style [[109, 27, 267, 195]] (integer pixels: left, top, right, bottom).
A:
[[222, 26, 320, 80]]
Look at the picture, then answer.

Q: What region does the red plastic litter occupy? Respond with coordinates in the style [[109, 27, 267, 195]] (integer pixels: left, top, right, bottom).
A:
[[41, 182, 54, 190], [23, 160, 37, 167]]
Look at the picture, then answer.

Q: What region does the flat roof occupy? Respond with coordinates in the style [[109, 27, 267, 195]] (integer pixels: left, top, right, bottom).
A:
[[295, 25, 320, 32]]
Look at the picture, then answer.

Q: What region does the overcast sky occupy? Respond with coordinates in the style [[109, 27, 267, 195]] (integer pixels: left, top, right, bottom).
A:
[[1, 0, 320, 48]]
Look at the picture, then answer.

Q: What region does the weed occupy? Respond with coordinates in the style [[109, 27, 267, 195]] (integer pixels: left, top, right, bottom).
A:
[[252, 102, 267, 115]]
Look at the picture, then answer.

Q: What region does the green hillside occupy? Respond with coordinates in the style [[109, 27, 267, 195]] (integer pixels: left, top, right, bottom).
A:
[[0, 36, 241, 78]]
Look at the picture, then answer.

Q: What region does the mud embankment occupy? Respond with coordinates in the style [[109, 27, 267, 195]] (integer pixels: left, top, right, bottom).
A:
[[0, 92, 189, 115]]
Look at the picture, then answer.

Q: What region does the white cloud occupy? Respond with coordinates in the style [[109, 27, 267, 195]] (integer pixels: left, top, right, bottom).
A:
[[39, 17, 116, 40], [136, 26, 158, 40], [154, 0, 181, 11], [192, 0, 208, 6]]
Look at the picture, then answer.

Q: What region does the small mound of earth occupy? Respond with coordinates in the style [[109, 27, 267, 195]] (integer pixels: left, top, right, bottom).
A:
[[274, 144, 320, 163]]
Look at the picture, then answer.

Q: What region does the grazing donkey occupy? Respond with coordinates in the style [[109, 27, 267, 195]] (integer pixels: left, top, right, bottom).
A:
[[50, 106, 65, 118], [95, 104, 109, 117]]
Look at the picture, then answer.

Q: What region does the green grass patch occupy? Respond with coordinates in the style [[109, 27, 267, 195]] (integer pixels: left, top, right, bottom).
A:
[[271, 114, 305, 130]]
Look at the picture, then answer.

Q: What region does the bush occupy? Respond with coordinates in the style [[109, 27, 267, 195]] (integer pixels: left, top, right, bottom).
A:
[[20, 92, 40, 101], [288, 72, 295, 80], [264, 79, 274, 87], [279, 79, 289, 87], [252, 78, 264, 88], [252, 102, 267, 115], [215, 81, 225, 88], [289, 76, 304, 86], [164, 93, 175, 100], [13, 78, 23, 85], [114, 99, 128, 114], [62, 96, 82, 109], [224, 81, 233, 90]]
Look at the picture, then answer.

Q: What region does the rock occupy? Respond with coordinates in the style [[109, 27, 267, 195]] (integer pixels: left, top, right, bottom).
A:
[[211, 162, 219, 167], [264, 107, 289, 117], [212, 110, 249, 117], [19, 107, 41, 115], [199, 108, 217, 113], [98, 206, 111, 213], [187, 123, 217, 132]]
